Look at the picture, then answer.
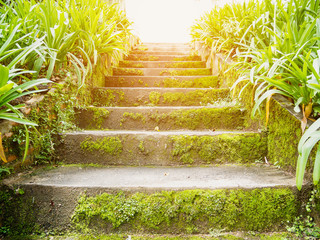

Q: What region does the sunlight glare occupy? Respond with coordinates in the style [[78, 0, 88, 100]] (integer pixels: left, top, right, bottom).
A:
[[124, 0, 213, 43]]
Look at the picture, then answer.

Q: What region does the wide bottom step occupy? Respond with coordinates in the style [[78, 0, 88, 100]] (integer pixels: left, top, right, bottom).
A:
[[20, 165, 295, 190]]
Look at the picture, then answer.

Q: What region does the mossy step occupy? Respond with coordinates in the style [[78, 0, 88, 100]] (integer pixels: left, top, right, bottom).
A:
[[75, 106, 246, 131], [56, 130, 267, 165], [112, 68, 211, 76], [3, 169, 298, 234], [118, 61, 206, 68], [130, 50, 192, 55], [92, 87, 229, 107], [125, 54, 201, 61], [105, 76, 220, 88]]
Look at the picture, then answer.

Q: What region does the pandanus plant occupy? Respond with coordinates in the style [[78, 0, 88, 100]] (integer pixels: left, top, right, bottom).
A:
[[0, 65, 50, 163], [191, 0, 320, 189]]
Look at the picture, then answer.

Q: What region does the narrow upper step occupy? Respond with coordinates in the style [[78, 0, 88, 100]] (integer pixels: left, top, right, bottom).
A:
[[113, 67, 211, 76], [118, 61, 206, 68], [75, 105, 246, 131], [15, 165, 295, 190], [125, 54, 201, 61], [92, 87, 229, 107], [105, 76, 220, 88]]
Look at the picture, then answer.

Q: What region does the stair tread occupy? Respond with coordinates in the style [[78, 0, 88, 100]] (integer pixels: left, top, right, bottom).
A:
[[88, 105, 238, 110], [63, 130, 258, 136], [11, 165, 295, 190], [130, 51, 192, 55], [98, 87, 221, 90]]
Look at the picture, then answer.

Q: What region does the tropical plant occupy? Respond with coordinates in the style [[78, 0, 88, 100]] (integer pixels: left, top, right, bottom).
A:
[[191, 0, 320, 190], [0, 64, 50, 163]]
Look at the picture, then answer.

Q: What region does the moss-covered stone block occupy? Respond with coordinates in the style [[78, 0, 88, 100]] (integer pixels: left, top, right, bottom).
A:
[[71, 188, 298, 233], [170, 133, 267, 164], [92, 88, 230, 107], [56, 132, 267, 166], [267, 98, 302, 171], [0, 186, 38, 237], [113, 68, 144, 76], [160, 69, 211, 76]]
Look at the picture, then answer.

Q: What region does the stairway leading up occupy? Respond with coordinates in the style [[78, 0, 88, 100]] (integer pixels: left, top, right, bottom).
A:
[[3, 42, 298, 238]]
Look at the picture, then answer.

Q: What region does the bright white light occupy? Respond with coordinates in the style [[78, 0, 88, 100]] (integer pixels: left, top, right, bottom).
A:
[[124, 0, 213, 43]]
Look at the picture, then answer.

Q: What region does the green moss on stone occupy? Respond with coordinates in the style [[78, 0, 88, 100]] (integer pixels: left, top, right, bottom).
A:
[[163, 76, 220, 88], [120, 61, 144, 68], [160, 69, 211, 76], [172, 55, 201, 61], [92, 89, 125, 107], [162, 89, 229, 106], [0, 186, 38, 237], [80, 137, 123, 155], [121, 112, 146, 125], [71, 189, 297, 233], [164, 62, 205, 68], [267, 99, 302, 171], [93, 88, 229, 107], [126, 55, 159, 61], [138, 141, 145, 152], [86, 107, 109, 129], [170, 133, 267, 164], [149, 91, 161, 105], [113, 68, 144, 76], [149, 107, 245, 130]]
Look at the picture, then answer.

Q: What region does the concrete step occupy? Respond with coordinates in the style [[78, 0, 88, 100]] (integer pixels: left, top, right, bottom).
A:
[[125, 54, 201, 61], [119, 61, 206, 68], [55, 130, 267, 165], [15, 165, 295, 190], [105, 76, 220, 88], [130, 50, 192, 55], [75, 106, 246, 131], [2, 165, 299, 234], [92, 87, 229, 107], [112, 68, 211, 76]]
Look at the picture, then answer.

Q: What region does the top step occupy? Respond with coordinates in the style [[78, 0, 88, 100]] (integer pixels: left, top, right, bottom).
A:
[[143, 42, 190, 47]]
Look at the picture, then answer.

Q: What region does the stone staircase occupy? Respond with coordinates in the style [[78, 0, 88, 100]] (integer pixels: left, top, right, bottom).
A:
[[3, 43, 299, 239]]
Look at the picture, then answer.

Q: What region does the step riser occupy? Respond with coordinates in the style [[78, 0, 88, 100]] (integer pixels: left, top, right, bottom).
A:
[[118, 61, 206, 68], [105, 76, 220, 88], [113, 68, 211, 76], [4, 185, 300, 233], [125, 55, 201, 61], [56, 132, 267, 165], [92, 88, 229, 107], [76, 107, 246, 131]]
